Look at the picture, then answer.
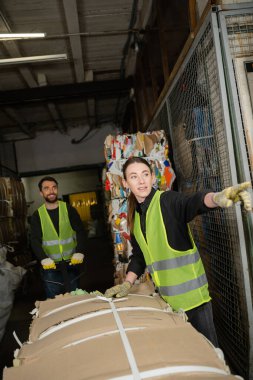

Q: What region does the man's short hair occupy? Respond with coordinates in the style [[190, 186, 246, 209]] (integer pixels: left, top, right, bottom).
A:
[[38, 176, 58, 191]]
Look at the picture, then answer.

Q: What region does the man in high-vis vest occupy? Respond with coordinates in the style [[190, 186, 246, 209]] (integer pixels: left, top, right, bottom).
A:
[[30, 176, 86, 298]]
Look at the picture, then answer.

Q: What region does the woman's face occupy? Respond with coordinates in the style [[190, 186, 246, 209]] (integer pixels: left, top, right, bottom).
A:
[[123, 162, 155, 203]]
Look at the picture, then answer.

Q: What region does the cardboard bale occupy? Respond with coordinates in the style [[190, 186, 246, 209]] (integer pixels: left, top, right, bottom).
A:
[[3, 284, 242, 380]]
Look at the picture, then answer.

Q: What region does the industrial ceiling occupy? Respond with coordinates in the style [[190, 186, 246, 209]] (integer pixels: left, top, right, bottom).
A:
[[0, 0, 192, 142]]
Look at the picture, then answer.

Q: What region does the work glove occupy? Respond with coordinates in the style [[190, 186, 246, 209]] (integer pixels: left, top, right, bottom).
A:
[[41, 258, 56, 270], [89, 290, 104, 297], [70, 253, 84, 265], [213, 181, 252, 211], [104, 281, 132, 298]]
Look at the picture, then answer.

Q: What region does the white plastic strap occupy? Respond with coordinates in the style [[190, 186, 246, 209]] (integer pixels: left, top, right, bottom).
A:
[[109, 365, 229, 379], [108, 299, 141, 380], [30, 308, 39, 318], [38, 306, 164, 340], [42, 296, 126, 318], [42, 294, 158, 318], [13, 348, 20, 358], [42, 297, 99, 317], [62, 327, 146, 349], [13, 331, 22, 347], [39, 309, 112, 339]]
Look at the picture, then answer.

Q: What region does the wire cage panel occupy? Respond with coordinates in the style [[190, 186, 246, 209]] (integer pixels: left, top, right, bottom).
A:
[[219, 9, 253, 380], [223, 11, 253, 183], [163, 12, 252, 379]]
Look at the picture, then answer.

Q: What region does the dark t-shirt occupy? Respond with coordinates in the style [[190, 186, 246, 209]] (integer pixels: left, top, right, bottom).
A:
[[30, 203, 86, 261]]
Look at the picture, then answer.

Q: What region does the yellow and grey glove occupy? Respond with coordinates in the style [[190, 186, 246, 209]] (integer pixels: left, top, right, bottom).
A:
[[70, 253, 84, 265], [89, 290, 104, 297], [41, 258, 56, 270], [213, 181, 252, 211], [104, 281, 132, 298]]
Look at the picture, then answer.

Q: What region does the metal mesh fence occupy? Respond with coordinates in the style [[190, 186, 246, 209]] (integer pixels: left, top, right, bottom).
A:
[[222, 12, 253, 378], [226, 12, 253, 184], [226, 13, 253, 56], [166, 18, 250, 379]]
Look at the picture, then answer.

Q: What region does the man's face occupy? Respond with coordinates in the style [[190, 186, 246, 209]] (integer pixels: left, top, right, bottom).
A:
[[40, 180, 58, 203]]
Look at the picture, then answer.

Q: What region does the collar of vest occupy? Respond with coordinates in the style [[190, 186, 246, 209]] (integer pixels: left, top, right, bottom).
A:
[[136, 187, 157, 215]]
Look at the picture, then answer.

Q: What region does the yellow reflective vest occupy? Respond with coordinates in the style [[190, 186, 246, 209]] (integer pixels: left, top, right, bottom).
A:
[[133, 190, 211, 311], [38, 201, 77, 262]]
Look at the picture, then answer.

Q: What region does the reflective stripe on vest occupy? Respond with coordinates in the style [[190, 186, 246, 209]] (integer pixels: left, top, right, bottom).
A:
[[159, 273, 208, 297], [42, 237, 75, 246], [147, 250, 201, 272], [133, 190, 210, 311], [38, 201, 77, 262]]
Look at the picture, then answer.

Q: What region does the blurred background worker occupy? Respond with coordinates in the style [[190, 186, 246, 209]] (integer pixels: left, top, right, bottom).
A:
[[30, 176, 86, 298]]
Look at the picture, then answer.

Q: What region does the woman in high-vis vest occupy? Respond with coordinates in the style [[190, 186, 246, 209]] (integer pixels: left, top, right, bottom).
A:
[[105, 157, 252, 347]]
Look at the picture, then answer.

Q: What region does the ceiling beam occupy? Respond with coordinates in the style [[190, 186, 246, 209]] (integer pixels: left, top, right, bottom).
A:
[[38, 72, 67, 134], [4, 107, 35, 138], [0, 9, 37, 137], [63, 0, 95, 127], [125, 0, 153, 77], [0, 78, 132, 106], [63, 0, 85, 83], [0, 9, 66, 134], [0, 10, 38, 87]]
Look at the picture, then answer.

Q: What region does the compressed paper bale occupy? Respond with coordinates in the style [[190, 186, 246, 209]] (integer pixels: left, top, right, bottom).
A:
[[3, 282, 240, 380], [4, 320, 234, 380]]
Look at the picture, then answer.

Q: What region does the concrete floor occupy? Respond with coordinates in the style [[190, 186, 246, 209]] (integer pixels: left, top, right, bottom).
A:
[[0, 235, 114, 379]]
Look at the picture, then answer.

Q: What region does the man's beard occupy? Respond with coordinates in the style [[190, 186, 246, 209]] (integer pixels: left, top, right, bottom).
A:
[[44, 194, 58, 203]]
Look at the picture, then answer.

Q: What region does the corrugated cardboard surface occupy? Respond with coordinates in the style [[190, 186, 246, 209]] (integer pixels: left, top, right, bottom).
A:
[[3, 283, 241, 380]]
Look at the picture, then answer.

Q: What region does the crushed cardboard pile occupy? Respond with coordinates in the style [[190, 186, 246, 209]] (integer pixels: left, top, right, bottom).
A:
[[3, 283, 242, 380], [104, 131, 175, 199]]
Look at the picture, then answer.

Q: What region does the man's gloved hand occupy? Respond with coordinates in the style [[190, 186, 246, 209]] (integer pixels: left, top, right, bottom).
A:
[[41, 258, 56, 270], [104, 281, 132, 298], [70, 253, 84, 265], [213, 181, 252, 211]]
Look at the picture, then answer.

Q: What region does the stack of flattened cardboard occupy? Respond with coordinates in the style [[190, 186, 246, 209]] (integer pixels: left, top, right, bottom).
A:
[[4, 283, 241, 380], [104, 131, 175, 199]]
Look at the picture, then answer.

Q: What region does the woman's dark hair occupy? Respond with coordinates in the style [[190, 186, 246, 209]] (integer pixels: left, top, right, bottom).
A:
[[122, 157, 152, 232], [38, 176, 58, 191]]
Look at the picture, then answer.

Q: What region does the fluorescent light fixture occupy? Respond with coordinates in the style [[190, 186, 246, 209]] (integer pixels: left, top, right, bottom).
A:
[[0, 54, 68, 66], [0, 33, 46, 40]]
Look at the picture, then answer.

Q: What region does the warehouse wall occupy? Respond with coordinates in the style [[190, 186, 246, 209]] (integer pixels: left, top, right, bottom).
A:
[[22, 169, 101, 216], [2, 123, 116, 175], [0, 142, 17, 176]]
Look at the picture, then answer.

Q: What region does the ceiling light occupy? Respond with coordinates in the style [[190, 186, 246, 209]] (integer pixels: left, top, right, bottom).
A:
[[0, 33, 46, 40], [0, 54, 68, 66]]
